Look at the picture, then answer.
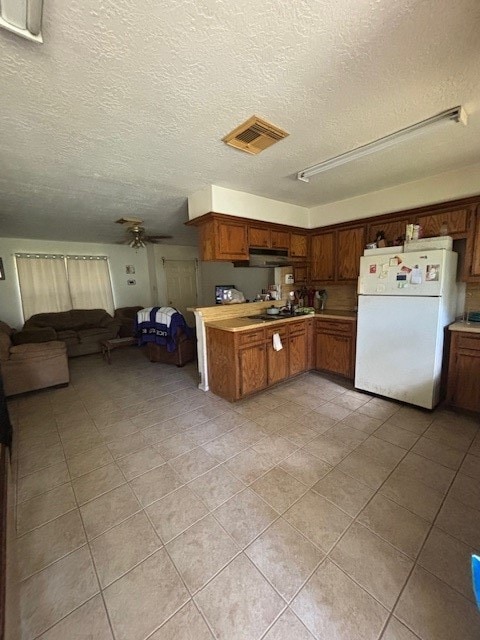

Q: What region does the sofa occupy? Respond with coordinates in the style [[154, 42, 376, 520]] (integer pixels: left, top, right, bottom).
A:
[[23, 309, 120, 357], [0, 321, 69, 397], [114, 306, 144, 338]]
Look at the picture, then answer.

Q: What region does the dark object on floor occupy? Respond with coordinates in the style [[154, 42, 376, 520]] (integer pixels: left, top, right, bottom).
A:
[[0, 321, 69, 397], [23, 309, 121, 357], [101, 337, 136, 364], [114, 306, 144, 337], [146, 330, 196, 367], [0, 374, 12, 448]]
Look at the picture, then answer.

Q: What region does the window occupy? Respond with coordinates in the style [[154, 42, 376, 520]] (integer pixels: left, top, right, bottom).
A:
[[15, 253, 114, 320]]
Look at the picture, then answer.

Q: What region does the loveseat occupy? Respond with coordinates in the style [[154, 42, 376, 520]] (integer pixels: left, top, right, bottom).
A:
[[0, 321, 69, 396], [23, 309, 120, 357], [114, 306, 144, 338]]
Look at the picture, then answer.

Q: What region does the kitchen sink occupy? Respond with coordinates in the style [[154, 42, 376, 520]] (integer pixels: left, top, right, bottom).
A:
[[246, 314, 291, 322]]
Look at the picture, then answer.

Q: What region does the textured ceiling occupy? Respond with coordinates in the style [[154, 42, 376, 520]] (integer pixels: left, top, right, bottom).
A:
[[1, 0, 480, 245]]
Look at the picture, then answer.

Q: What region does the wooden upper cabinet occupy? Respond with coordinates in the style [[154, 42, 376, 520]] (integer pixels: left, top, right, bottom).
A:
[[271, 229, 290, 249], [290, 232, 308, 258], [465, 206, 480, 280], [248, 225, 270, 248], [310, 232, 335, 282], [366, 218, 409, 246], [215, 219, 248, 260], [415, 207, 471, 238], [337, 226, 365, 281]]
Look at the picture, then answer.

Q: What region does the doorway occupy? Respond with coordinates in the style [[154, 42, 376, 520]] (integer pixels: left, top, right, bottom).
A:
[[163, 259, 198, 325]]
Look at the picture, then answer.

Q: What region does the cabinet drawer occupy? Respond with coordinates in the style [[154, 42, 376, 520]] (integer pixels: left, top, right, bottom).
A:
[[239, 329, 265, 345], [266, 325, 287, 340], [457, 334, 480, 351], [288, 321, 306, 336], [316, 320, 352, 335]]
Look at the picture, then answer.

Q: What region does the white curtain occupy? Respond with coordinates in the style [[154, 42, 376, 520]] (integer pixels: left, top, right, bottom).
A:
[[15, 255, 71, 320], [66, 256, 114, 314]]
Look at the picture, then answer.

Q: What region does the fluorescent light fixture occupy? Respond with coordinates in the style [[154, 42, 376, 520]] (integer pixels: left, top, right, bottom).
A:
[[0, 0, 44, 43], [297, 106, 467, 182]]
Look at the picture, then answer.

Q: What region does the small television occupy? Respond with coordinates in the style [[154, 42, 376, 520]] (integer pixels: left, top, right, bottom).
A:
[[215, 285, 235, 305]]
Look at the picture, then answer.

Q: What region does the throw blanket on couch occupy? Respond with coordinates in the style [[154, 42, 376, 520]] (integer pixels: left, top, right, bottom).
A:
[[135, 307, 192, 352]]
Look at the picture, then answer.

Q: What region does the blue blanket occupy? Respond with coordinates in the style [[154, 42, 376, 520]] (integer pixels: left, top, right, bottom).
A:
[[135, 307, 193, 353]]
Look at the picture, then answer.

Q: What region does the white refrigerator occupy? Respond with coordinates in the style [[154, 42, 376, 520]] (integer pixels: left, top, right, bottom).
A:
[[354, 248, 458, 410]]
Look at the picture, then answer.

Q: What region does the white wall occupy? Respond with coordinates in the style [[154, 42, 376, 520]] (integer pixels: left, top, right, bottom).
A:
[[151, 244, 200, 305], [0, 238, 152, 329]]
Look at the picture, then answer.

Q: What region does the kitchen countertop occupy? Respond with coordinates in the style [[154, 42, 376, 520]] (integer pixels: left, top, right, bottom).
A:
[[205, 309, 357, 332], [449, 321, 480, 334]]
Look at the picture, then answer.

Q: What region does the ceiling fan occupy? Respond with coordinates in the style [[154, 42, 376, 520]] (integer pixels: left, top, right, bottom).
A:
[[115, 218, 172, 248]]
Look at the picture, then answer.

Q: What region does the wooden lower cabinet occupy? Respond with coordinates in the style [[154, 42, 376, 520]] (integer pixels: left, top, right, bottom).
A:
[[288, 322, 308, 376], [266, 326, 289, 386], [315, 318, 356, 379], [446, 330, 480, 413], [239, 343, 268, 396]]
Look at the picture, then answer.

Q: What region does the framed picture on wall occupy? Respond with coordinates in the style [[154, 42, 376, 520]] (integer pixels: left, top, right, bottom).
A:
[[0, 258, 4, 281]]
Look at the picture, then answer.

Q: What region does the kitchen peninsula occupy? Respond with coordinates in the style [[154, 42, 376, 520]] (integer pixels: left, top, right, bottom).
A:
[[189, 303, 356, 402]]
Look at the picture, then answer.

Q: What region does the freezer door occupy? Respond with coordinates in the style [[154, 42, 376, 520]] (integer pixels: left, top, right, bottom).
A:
[[354, 295, 444, 409], [358, 249, 456, 296]]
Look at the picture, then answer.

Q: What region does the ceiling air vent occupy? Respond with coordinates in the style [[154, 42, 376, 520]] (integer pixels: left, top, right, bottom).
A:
[[0, 0, 44, 42], [222, 115, 289, 155]]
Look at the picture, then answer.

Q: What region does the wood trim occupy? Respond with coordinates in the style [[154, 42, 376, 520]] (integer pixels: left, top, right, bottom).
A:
[[185, 211, 309, 234]]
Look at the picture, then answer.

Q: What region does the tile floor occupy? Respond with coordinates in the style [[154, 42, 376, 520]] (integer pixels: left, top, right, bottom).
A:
[[7, 348, 480, 640]]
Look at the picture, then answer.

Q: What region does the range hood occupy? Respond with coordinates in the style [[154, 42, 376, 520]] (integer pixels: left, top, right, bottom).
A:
[[234, 247, 291, 268]]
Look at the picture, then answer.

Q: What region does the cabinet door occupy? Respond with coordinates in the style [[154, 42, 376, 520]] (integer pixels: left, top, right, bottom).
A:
[[447, 333, 480, 412], [366, 218, 409, 246], [249, 226, 270, 248], [293, 264, 308, 284], [289, 330, 308, 376], [315, 332, 352, 378], [415, 208, 470, 238], [216, 220, 248, 260], [290, 233, 308, 258], [271, 230, 290, 249], [464, 207, 480, 279], [239, 344, 267, 396], [310, 232, 335, 282], [336, 226, 365, 281], [266, 327, 289, 385]]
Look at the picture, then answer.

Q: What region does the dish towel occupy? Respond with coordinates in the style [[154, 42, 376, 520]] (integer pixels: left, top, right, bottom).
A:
[[272, 333, 283, 351]]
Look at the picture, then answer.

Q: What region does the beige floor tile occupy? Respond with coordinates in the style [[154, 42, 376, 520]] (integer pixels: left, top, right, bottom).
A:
[[155, 433, 197, 460], [195, 554, 284, 640], [387, 407, 433, 434], [276, 402, 311, 420], [171, 448, 219, 481], [62, 432, 106, 459], [37, 594, 114, 640], [380, 470, 445, 522], [381, 617, 422, 640], [357, 398, 400, 421], [314, 402, 352, 421], [188, 465, 244, 510], [167, 515, 239, 593], [251, 467, 307, 513], [103, 549, 189, 640], [357, 494, 430, 559], [130, 463, 183, 506], [19, 546, 99, 640], [146, 485, 208, 543], [418, 527, 476, 602], [312, 468, 375, 517], [435, 495, 480, 548], [224, 447, 273, 484], [80, 484, 141, 540], [284, 491, 352, 552], [246, 518, 324, 601], [326, 423, 370, 447], [338, 450, 393, 490], [148, 601, 213, 639], [395, 565, 480, 640], [213, 488, 278, 547], [340, 412, 384, 434], [291, 558, 388, 640], [330, 522, 413, 609], [18, 443, 65, 478], [251, 434, 298, 465], [276, 423, 318, 447], [423, 421, 473, 452], [460, 453, 480, 480], [396, 452, 455, 494], [301, 410, 338, 433], [410, 436, 465, 470], [375, 423, 420, 450], [17, 484, 77, 536], [106, 431, 149, 459], [17, 462, 70, 503], [17, 510, 86, 581], [67, 445, 114, 479], [139, 420, 180, 444], [279, 450, 332, 487], [186, 420, 234, 446], [72, 463, 126, 505], [307, 434, 356, 465], [116, 446, 165, 480], [263, 608, 315, 640], [90, 511, 161, 587], [448, 472, 480, 511], [356, 436, 406, 466], [330, 392, 370, 411]]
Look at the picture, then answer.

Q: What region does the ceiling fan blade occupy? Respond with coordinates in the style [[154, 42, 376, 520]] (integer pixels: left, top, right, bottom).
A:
[[146, 235, 173, 240]]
